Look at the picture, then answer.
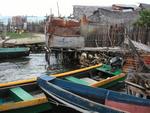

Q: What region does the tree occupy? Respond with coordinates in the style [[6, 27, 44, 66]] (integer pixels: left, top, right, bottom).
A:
[[136, 9, 150, 27], [134, 9, 150, 45]]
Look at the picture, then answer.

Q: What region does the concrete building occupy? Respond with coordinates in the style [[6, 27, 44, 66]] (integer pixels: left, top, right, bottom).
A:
[[73, 5, 139, 25], [88, 8, 139, 25]]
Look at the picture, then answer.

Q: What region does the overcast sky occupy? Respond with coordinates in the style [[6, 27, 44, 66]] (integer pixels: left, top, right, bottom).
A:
[[0, 0, 150, 16]]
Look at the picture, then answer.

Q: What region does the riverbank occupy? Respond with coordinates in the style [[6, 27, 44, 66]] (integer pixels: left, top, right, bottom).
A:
[[1, 33, 45, 46], [0, 33, 45, 52]]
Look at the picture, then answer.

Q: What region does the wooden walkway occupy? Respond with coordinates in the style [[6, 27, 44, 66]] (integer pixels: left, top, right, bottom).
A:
[[77, 47, 128, 53]]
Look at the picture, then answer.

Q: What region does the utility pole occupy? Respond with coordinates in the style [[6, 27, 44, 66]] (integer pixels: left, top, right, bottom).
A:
[[57, 2, 60, 17], [50, 8, 52, 16]]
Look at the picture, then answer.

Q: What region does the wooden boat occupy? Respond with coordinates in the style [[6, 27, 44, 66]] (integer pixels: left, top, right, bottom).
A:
[[0, 82, 52, 113], [38, 75, 126, 113], [52, 63, 125, 88], [38, 75, 150, 113], [0, 64, 125, 89], [0, 64, 101, 88], [0, 47, 30, 59]]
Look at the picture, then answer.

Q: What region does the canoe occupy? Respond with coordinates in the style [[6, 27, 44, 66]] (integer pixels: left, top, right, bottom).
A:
[[38, 75, 126, 113], [0, 82, 52, 113], [0, 64, 101, 88], [38, 75, 150, 113], [0, 64, 125, 89], [52, 64, 125, 88], [0, 47, 30, 59]]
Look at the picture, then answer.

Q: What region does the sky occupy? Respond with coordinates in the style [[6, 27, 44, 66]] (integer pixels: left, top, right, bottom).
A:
[[0, 0, 150, 16]]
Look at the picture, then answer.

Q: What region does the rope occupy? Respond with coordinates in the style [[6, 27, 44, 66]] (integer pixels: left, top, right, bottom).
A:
[[47, 97, 72, 108]]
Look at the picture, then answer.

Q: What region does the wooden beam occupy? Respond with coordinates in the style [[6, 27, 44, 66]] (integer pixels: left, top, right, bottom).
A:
[[91, 73, 126, 87], [0, 78, 37, 88], [10, 87, 34, 101], [51, 64, 102, 77], [0, 97, 48, 111], [125, 81, 145, 90], [65, 76, 89, 85]]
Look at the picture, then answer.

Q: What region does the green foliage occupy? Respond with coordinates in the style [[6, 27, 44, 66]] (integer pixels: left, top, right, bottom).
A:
[[6, 32, 34, 39], [135, 9, 150, 27]]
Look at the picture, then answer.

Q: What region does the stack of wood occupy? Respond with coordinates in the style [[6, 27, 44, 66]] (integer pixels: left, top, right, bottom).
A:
[[126, 72, 150, 99]]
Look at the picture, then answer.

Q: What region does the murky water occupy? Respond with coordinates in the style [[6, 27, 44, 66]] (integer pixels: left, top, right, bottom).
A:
[[0, 53, 66, 83]]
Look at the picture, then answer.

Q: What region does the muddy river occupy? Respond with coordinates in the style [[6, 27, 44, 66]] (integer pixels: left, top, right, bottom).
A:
[[0, 53, 66, 83]]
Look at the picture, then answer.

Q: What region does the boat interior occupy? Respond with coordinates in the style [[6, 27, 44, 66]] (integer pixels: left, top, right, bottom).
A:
[[61, 65, 121, 86], [0, 82, 46, 104]]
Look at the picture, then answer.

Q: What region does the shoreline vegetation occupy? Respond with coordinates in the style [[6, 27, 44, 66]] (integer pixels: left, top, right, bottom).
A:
[[6, 32, 37, 39], [0, 32, 45, 48]]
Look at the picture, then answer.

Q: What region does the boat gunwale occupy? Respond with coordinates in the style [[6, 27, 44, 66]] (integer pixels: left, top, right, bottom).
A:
[[0, 96, 48, 111], [0, 48, 30, 53], [90, 73, 126, 87]]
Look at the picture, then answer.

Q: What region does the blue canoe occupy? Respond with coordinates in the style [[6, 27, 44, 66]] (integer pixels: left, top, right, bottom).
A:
[[0, 47, 30, 59], [37, 75, 127, 113], [37, 75, 150, 113]]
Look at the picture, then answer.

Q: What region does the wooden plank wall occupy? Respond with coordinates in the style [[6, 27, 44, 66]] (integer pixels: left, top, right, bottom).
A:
[[84, 24, 150, 47]]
